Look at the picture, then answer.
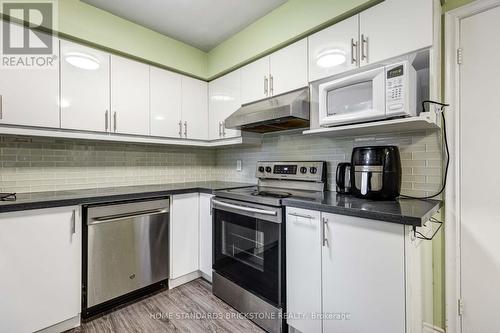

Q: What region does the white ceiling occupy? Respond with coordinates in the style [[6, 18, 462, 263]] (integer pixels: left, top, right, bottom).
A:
[[81, 0, 288, 51]]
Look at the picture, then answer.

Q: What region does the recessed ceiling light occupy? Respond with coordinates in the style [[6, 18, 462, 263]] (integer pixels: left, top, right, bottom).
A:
[[65, 52, 100, 70], [316, 49, 347, 68]]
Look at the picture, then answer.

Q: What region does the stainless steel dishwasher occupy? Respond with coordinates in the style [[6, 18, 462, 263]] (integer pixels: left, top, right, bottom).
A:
[[83, 198, 169, 317]]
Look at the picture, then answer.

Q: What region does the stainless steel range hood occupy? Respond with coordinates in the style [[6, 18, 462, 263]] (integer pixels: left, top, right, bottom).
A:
[[225, 87, 310, 133]]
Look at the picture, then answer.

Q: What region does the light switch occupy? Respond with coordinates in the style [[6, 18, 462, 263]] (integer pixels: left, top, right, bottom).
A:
[[236, 160, 242, 172]]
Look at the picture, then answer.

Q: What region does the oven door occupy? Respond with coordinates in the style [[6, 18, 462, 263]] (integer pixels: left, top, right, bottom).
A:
[[318, 66, 386, 127], [212, 197, 283, 307]]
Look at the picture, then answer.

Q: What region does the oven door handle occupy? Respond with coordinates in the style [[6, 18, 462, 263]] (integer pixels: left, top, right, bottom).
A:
[[212, 200, 277, 216]]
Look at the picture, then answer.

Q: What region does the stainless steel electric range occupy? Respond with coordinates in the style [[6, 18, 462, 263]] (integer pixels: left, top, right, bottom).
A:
[[211, 161, 327, 333]]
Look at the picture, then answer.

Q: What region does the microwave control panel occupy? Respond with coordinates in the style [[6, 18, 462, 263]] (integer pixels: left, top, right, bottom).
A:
[[385, 62, 416, 117]]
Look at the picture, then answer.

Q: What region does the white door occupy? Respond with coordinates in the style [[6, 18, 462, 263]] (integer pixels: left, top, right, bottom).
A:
[[208, 69, 241, 140], [308, 15, 359, 82], [170, 193, 200, 279], [199, 193, 213, 281], [241, 56, 270, 104], [321, 213, 405, 333], [269, 39, 308, 96], [60, 40, 110, 132], [0, 23, 59, 128], [359, 0, 433, 66], [181, 76, 208, 140], [459, 6, 500, 332], [110, 55, 150, 136], [0, 207, 81, 333], [286, 208, 322, 333], [150, 66, 182, 138]]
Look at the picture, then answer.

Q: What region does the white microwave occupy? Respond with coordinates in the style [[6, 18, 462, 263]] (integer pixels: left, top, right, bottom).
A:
[[318, 61, 417, 127]]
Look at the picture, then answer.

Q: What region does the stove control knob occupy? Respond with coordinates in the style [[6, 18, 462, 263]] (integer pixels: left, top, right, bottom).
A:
[[310, 167, 318, 174], [300, 167, 308, 174], [265, 166, 272, 173], [258, 166, 265, 173]]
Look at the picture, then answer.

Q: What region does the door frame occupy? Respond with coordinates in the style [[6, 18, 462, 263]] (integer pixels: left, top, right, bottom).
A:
[[444, 1, 500, 332]]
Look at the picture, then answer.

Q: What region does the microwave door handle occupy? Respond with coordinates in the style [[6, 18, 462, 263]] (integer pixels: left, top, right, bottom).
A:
[[212, 199, 277, 216]]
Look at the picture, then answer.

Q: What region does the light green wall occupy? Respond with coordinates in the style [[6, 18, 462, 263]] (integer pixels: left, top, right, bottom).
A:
[[207, 0, 381, 79], [443, 0, 476, 11]]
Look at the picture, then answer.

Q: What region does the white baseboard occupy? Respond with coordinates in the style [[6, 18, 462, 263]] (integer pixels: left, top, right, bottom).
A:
[[200, 271, 212, 283], [35, 315, 80, 333], [169, 271, 201, 289], [423, 322, 445, 333]]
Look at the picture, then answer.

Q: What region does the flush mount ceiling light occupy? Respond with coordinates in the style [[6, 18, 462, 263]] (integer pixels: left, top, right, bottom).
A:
[[65, 52, 100, 70], [211, 94, 235, 101], [316, 49, 347, 68]]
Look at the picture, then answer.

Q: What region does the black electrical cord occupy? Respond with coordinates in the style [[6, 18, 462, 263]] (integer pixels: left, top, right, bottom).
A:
[[399, 100, 450, 200]]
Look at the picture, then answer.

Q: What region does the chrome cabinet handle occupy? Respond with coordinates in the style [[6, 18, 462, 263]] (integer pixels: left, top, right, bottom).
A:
[[218, 121, 222, 137], [105, 110, 109, 131], [264, 76, 268, 95], [351, 38, 358, 64], [212, 199, 277, 216], [184, 121, 187, 137], [361, 34, 368, 62], [222, 121, 226, 136], [71, 210, 76, 235], [289, 212, 314, 219], [0, 94, 3, 120], [270, 75, 274, 95], [113, 111, 117, 132], [322, 216, 329, 247], [178, 121, 182, 137]]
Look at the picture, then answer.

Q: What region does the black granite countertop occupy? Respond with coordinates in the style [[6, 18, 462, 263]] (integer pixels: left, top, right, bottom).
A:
[[282, 192, 441, 226], [0, 181, 254, 213]]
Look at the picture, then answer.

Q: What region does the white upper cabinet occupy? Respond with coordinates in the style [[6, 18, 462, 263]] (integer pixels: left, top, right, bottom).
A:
[[359, 0, 433, 66], [60, 40, 110, 132], [181, 76, 208, 140], [0, 23, 59, 128], [241, 56, 270, 104], [269, 38, 308, 96], [308, 16, 359, 82], [209, 69, 241, 140], [241, 39, 308, 104], [110, 55, 150, 136], [150, 67, 182, 138], [322, 213, 405, 333]]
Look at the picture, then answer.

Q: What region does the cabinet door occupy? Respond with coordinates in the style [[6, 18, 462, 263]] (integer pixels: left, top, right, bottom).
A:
[[241, 56, 270, 104], [181, 76, 208, 140], [321, 213, 405, 333], [170, 193, 199, 279], [208, 69, 241, 140], [0, 207, 81, 333], [0, 23, 59, 128], [61, 40, 110, 132], [270, 38, 308, 96], [286, 208, 322, 333], [359, 0, 433, 66], [199, 193, 213, 280], [150, 67, 182, 138], [110, 55, 150, 136], [308, 16, 359, 82]]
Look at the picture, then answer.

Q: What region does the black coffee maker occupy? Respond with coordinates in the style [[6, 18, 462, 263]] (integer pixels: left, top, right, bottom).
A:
[[349, 146, 402, 200]]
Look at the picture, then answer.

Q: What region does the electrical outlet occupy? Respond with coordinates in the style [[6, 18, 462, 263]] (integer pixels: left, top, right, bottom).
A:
[[236, 160, 242, 172]]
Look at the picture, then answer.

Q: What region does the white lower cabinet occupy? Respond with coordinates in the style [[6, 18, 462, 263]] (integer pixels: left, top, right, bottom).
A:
[[286, 209, 406, 333], [0, 206, 81, 333], [199, 193, 214, 281], [170, 193, 200, 279]]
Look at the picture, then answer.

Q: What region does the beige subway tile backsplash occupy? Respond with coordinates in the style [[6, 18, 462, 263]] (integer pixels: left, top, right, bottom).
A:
[[1, 129, 444, 197]]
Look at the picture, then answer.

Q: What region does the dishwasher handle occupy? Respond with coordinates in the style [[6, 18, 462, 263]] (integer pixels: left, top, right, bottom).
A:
[[88, 208, 169, 225]]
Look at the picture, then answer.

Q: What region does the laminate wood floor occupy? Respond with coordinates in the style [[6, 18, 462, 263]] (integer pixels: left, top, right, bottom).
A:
[[69, 279, 265, 333]]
